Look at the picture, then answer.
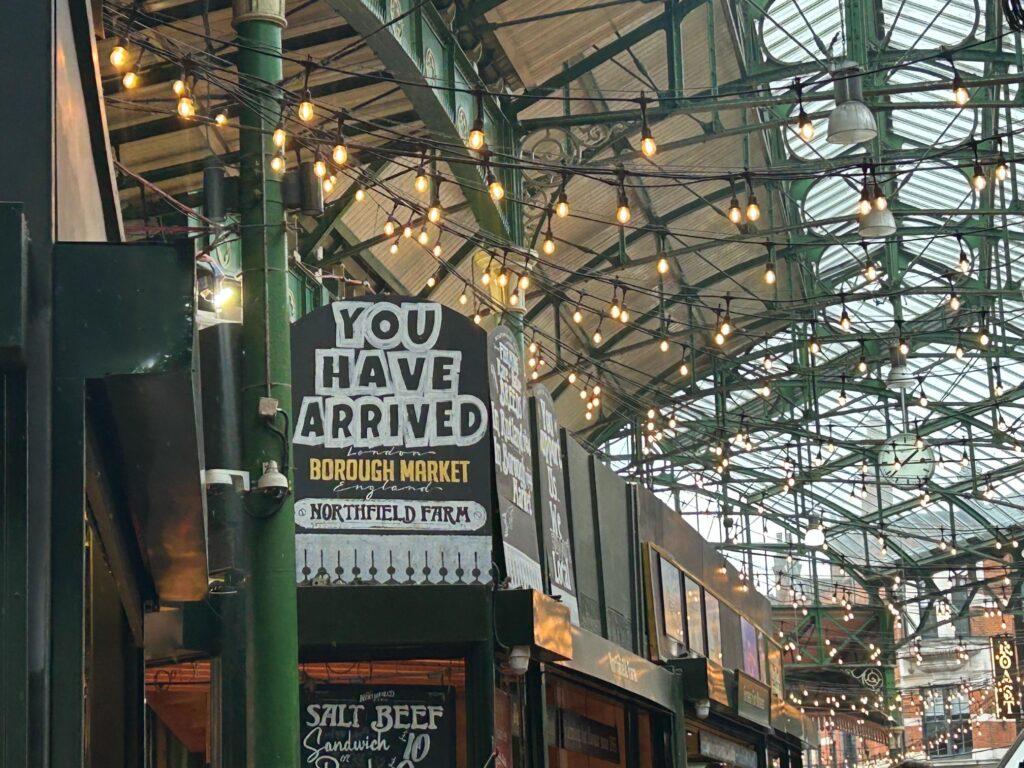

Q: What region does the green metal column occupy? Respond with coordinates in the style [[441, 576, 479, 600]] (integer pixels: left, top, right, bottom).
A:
[[234, 3, 300, 767]]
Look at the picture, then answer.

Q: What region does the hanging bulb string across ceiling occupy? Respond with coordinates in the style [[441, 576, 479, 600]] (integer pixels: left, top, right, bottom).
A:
[[103, 0, 1017, 111], [103, 0, 1024, 593]]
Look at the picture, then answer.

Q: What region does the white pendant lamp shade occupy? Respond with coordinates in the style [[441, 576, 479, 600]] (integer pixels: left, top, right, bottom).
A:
[[859, 207, 896, 238], [805, 519, 826, 548], [828, 62, 877, 146]]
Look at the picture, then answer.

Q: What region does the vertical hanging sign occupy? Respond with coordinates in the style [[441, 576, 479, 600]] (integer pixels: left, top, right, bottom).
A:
[[530, 385, 579, 622], [291, 298, 493, 585], [992, 635, 1020, 718], [487, 325, 543, 591]]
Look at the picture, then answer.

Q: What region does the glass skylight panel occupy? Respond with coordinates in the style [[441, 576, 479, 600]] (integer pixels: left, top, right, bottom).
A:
[[759, 0, 845, 63]]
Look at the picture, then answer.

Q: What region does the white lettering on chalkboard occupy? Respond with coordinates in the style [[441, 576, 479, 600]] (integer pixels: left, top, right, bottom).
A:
[[294, 303, 488, 448]]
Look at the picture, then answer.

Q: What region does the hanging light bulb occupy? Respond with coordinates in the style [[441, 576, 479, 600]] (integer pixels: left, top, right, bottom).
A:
[[679, 360, 689, 377], [568, 371, 577, 384], [383, 216, 397, 237], [764, 244, 776, 284], [270, 153, 286, 174], [979, 311, 990, 346], [177, 93, 196, 119], [873, 180, 887, 211], [555, 181, 570, 218], [839, 304, 852, 332], [417, 226, 430, 245], [425, 276, 436, 289], [332, 142, 348, 166], [592, 328, 603, 345], [272, 126, 287, 149], [433, 242, 443, 258], [746, 190, 761, 222], [616, 175, 631, 224], [322, 175, 335, 194], [542, 228, 556, 256], [951, 65, 969, 107], [958, 238, 971, 275], [414, 164, 430, 195], [518, 273, 530, 290], [972, 160, 987, 192], [172, 78, 187, 97], [354, 186, 365, 202], [572, 307, 583, 324], [297, 90, 315, 123], [955, 332, 965, 360], [389, 240, 399, 255], [808, 334, 821, 356], [402, 224, 413, 239], [858, 345, 868, 374], [122, 70, 140, 90], [995, 149, 1009, 182], [468, 90, 486, 150], [110, 39, 129, 68], [659, 338, 669, 352], [797, 107, 815, 142], [657, 255, 670, 275], [313, 158, 327, 179], [486, 169, 504, 201], [215, 112, 228, 126], [458, 291, 468, 305], [639, 93, 657, 157], [427, 202, 443, 224], [858, 167, 873, 216], [949, 288, 960, 312]]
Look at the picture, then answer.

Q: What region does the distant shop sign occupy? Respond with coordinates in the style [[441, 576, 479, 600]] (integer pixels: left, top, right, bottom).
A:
[[531, 385, 578, 622], [992, 635, 1020, 718], [488, 325, 543, 591], [291, 299, 493, 585]]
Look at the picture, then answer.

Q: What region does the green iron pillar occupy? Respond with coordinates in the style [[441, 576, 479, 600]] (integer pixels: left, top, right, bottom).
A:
[[233, 2, 300, 767]]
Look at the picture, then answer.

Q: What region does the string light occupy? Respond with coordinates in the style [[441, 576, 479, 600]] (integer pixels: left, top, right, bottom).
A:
[[838, 292, 852, 332], [332, 117, 348, 166], [122, 70, 140, 89], [272, 126, 287, 150], [995, 142, 1010, 182], [745, 174, 761, 222], [555, 172, 570, 218], [616, 172, 631, 224], [794, 79, 814, 142], [486, 162, 504, 201], [270, 153, 285, 174], [110, 39, 130, 68], [414, 158, 430, 195], [468, 91, 486, 150], [727, 178, 743, 225], [177, 90, 196, 119], [215, 112, 228, 126], [950, 60, 970, 106], [639, 94, 657, 157], [657, 255, 670, 275], [764, 243, 776, 285]]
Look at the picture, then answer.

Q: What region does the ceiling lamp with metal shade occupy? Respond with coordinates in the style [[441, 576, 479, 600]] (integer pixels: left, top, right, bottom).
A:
[[827, 62, 877, 146], [859, 205, 896, 238]]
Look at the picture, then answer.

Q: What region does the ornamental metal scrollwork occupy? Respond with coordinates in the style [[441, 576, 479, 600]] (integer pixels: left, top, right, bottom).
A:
[[845, 666, 884, 691]]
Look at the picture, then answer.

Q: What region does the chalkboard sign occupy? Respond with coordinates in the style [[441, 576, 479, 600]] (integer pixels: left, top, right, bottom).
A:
[[300, 684, 455, 768], [530, 385, 578, 623], [487, 325, 542, 591], [291, 299, 493, 585]]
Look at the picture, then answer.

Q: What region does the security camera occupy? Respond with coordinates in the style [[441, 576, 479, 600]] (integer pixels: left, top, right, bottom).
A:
[[695, 698, 711, 720], [256, 460, 289, 499], [502, 646, 531, 677]]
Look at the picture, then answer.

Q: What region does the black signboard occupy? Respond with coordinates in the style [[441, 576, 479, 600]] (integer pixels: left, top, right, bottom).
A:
[[487, 325, 542, 591], [557, 710, 620, 763], [530, 385, 578, 622], [300, 684, 455, 768], [291, 299, 493, 585]]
